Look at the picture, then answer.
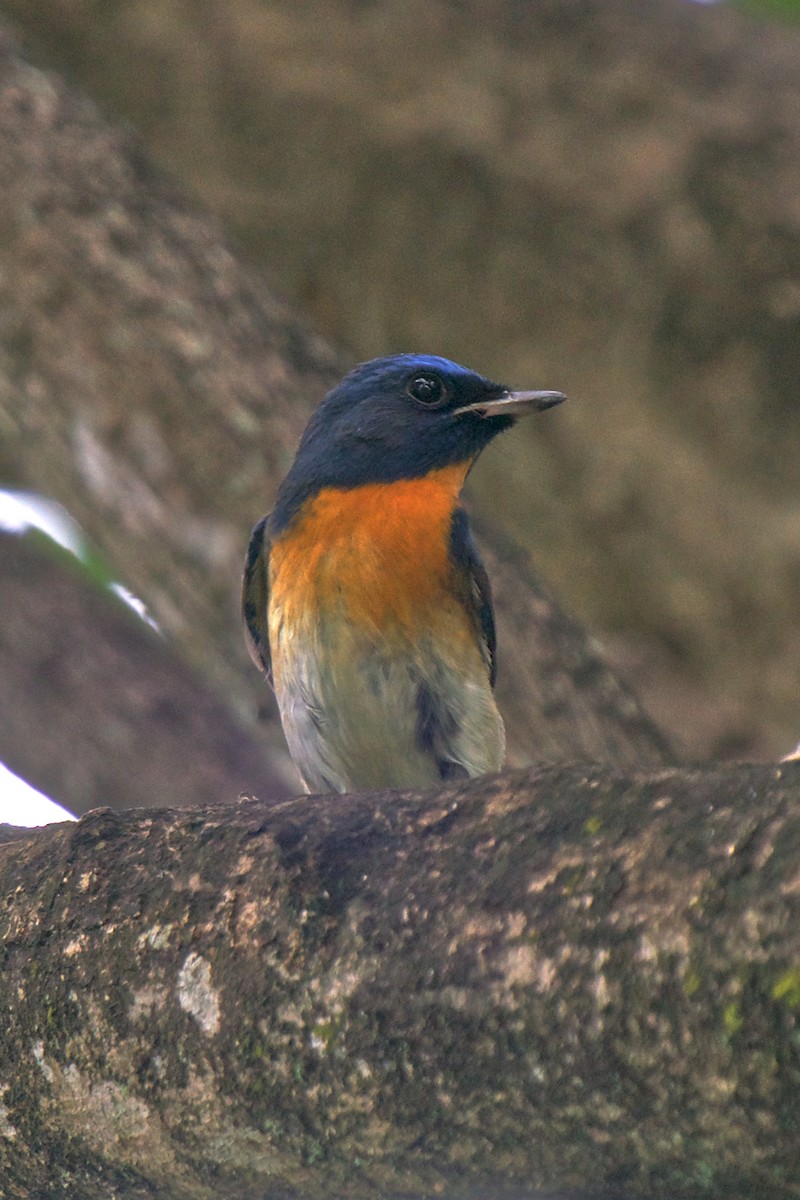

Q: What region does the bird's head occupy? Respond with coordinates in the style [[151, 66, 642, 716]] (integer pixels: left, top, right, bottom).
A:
[[273, 354, 565, 530]]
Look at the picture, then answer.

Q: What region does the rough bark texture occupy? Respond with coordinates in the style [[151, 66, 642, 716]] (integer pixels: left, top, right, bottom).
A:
[[1, 762, 800, 1198], [4, 0, 800, 759], [0, 28, 670, 818]]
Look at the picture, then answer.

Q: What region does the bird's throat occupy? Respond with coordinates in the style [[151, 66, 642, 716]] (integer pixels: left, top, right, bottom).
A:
[[269, 462, 472, 635]]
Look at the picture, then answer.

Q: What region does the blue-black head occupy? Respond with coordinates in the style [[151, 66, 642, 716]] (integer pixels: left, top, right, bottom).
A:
[[272, 354, 565, 532]]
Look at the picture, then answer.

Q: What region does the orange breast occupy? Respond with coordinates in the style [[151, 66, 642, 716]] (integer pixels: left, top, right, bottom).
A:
[[269, 463, 473, 640]]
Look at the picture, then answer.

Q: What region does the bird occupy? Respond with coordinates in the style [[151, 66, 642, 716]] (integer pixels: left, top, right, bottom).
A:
[[243, 354, 565, 794]]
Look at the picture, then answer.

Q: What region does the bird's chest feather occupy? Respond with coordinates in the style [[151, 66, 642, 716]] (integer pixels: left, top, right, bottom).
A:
[[268, 465, 472, 650], [265, 465, 504, 791]]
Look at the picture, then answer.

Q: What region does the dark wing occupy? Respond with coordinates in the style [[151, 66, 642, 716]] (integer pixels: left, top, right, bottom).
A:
[[242, 515, 273, 683], [449, 507, 498, 687]]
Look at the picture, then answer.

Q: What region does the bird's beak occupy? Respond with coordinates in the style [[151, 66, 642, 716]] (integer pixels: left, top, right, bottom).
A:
[[455, 389, 566, 418]]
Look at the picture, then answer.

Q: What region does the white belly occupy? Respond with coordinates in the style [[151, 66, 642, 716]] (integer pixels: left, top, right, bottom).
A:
[[271, 621, 505, 794]]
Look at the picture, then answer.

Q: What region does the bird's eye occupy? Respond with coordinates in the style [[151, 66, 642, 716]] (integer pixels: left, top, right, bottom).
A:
[[407, 372, 447, 407]]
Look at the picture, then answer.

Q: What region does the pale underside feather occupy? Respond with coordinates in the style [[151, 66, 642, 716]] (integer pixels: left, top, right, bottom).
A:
[[270, 611, 505, 793]]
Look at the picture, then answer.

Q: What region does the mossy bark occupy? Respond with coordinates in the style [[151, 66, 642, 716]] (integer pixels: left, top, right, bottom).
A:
[[2, 762, 800, 1198]]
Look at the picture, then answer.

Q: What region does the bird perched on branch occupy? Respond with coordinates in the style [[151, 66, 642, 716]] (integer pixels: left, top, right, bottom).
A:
[[243, 354, 565, 793]]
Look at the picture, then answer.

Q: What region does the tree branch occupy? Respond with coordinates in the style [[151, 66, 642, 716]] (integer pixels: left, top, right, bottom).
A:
[[3, 762, 800, 1197]]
